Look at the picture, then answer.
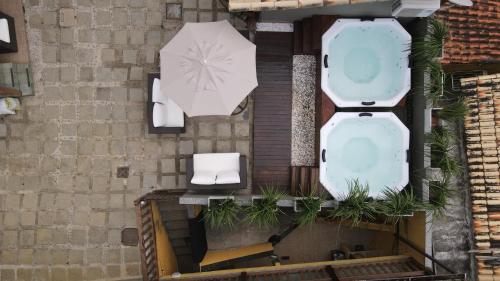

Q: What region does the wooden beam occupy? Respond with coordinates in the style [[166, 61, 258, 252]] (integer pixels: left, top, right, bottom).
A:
[[325, 265, 340, 281], [0, 86, 22, 97]]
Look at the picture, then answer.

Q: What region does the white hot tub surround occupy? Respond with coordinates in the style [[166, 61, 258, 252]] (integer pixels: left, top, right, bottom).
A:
[[321, 18, 411, 108], [320, 112, 410, 199]]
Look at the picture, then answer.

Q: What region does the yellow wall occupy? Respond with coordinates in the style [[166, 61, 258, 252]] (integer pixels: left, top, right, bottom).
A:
[[151, 201, 178, 276], [398, 211, 426, 265]]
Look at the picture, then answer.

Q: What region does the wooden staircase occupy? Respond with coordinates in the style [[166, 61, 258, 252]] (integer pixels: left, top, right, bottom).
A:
[[293, 15, 337, 56], [160, 255, 466, 281], [135, 191, 196, 281], [156, 195, 195, 273]]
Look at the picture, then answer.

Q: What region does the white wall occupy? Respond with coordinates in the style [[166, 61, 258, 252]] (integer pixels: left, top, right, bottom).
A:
[[260, 1, 393, 22]]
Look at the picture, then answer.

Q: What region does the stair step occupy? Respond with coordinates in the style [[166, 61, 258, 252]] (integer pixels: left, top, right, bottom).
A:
[[156, 199, 187, 211], [293, 21, 303, 55], [165, 220, 189, 230], [171, 238, 189, 248], [161, 210, 188, 222], [174, 245, 192, 256], [168, 228, 190, 239], [177, 255, 195, 273]]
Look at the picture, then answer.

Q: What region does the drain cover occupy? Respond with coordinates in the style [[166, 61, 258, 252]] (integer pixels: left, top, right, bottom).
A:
[[121, 228, 138, 246], [117, 166, 129, 178]]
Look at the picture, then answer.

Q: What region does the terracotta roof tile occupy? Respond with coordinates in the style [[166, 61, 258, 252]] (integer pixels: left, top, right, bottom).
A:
[[436, 0, 500, 64], [461, 73, 500, 281]]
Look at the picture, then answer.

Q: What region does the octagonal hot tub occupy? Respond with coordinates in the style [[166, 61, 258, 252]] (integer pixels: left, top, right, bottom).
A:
[[321, 18, 411, 108], [319, 112, 410, 198]]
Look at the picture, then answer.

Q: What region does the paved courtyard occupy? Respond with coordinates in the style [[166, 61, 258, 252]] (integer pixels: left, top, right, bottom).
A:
[[0, 0, 249, 280]]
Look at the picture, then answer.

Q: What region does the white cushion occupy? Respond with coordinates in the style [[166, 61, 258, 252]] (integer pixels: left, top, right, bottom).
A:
[[191, 171, 217, 185], [0, 19, 10, 43], [152, 78, 164, 103], [152, 103, 168, 127], [193, 153, 240, 174], [151, 78, 184, 128], [164, 97, 184, 127], [215, 170, 240, 184]]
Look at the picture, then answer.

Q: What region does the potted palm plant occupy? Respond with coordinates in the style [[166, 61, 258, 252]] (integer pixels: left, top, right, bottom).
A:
[[205, 196, 240, 229], [411, 18, 449, 67], [376, 188, 423, 224], [329, 180, 377, 227], [428, 177, 454, 218], [245, 185, 284, 228], [426, 126, 462, 176], [294, 194, 323, 227], [293, 186, 325, 227], [438, 98, 469, 122]]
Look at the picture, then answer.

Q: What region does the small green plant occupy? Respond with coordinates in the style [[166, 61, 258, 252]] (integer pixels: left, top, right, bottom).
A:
[[438, 98, 469, 122], [329, 180, 377, 226], [426, 126, 455, 149], [376, 188, 423, 224], [426, 127, 462, 176], [245, 185, 284, 228], [411, 18, 449, 67], [411, 18, 449, 105], [295, 187, 324, 227], [204, 198, 240, 229], [427, 61, 445, 104], [428, 178, 454, 217]]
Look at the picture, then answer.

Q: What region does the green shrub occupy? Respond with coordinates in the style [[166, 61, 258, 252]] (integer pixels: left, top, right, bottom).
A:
[[245, 185, 284, 228], [438, 98, 469, 122], [329, 180, 377, 226], [411, 18, 449, 67], [204, 198, 240, 229], [376, 188, 423, 224], [426, 127, 462, 176], [295, 194, 323, 227], [428, 178, 454, 217]]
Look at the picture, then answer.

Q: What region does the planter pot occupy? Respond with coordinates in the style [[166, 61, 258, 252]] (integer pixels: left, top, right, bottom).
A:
[[293, 197, 322, 213], [251, 195, 263, 205], [431, 107, 443, 128], [207, 195, 235, 209], [386, 212, 414, 218]]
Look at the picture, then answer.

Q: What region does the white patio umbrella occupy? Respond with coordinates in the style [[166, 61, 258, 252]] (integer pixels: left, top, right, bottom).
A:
[[159, 20, 258, 117]]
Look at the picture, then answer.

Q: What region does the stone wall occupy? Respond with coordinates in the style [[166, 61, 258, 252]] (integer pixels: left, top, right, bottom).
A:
[[0, 0, 250, 280]]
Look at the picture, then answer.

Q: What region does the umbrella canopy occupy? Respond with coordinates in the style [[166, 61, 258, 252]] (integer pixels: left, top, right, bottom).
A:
[[160, 20, 258, 117]]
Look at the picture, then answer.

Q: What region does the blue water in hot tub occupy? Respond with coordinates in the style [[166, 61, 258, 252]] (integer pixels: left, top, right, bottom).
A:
[[326, 117, 406, 195], [327, 25, 408, 103]]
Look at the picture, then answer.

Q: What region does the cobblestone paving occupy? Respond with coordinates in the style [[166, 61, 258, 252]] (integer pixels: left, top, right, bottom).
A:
[[0, 0, 250, 280]]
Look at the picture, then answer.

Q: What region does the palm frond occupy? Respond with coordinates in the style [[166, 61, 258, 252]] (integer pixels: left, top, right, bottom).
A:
[[295, 186, 324, 227], [438, 98, 469, 122], [204, 198, 240, 229], [376, 188, 423, 224], [329, 179, 377, 226], [411, 18, 449, 64], [426, 127, 462, 176], [245, 185, 284, 228], [428, 178, 454, 217]]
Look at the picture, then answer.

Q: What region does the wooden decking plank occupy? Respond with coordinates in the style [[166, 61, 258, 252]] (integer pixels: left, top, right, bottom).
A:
[[253, 32, 293, 192]]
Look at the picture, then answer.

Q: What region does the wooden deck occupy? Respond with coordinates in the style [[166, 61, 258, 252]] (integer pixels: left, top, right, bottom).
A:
[[252, 32, 293, 192]]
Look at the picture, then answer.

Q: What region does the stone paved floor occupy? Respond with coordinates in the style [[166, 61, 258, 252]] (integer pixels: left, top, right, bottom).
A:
[[0, 0, 250, 280]]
